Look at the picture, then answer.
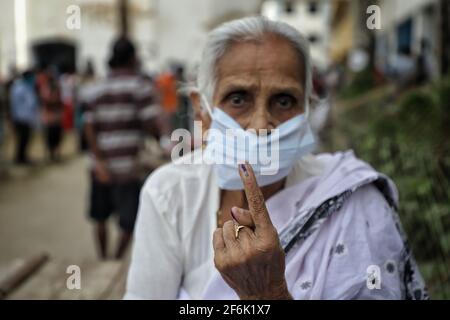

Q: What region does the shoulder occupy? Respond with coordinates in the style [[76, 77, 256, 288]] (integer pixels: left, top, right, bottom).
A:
[[346, 183, 392, 217], [337, 182, 402, 249], [82, 79, 108, 104], [11, 80, 22, 91], [141, 150, 213, 202], [138, 151, 214, 227]]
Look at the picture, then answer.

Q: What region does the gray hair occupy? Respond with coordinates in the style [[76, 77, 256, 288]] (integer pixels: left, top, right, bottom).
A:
[[196, 16, 312, 111]]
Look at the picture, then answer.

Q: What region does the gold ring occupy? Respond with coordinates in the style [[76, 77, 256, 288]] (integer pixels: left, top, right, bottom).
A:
[[235, 225, 245, 239]]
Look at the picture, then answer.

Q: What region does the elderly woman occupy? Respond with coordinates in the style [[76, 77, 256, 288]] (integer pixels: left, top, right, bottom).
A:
[[125, 17, 427, 300]]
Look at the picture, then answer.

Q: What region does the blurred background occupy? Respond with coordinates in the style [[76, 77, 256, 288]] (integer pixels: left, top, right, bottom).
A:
[[0, 0, 449, 299]]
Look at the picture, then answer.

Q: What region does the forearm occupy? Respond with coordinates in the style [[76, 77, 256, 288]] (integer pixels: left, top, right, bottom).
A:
[[142, 118, 161, 140], [84, 123, 103, 160]]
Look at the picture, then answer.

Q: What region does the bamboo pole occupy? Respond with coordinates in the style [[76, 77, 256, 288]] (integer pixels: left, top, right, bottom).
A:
[[0, 253, 49, 300]]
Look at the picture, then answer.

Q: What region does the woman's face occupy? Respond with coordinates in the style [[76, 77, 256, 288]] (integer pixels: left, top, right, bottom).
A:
[[212, 34, 306, 131]]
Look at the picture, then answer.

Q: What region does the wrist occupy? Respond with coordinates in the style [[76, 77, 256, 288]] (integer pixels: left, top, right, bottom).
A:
[[239, 281, 292, 300]]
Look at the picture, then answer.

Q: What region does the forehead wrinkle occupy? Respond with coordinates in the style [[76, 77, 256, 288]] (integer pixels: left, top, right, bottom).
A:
[[217, 76, 259, 94], [214, 36, 304, 101], [217, 73, 304, 97]]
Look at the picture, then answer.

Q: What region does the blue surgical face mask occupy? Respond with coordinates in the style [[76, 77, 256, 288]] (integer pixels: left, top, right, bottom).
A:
[[201, 95, 316, 190]]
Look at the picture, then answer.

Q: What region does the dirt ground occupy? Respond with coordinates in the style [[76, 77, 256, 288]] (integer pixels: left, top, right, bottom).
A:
[[0, 130, 121, 265]]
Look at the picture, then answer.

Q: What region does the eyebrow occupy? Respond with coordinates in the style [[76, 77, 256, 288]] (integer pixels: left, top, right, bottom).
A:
[[270, 85, 304, 97], [217, 81, 304, 98]]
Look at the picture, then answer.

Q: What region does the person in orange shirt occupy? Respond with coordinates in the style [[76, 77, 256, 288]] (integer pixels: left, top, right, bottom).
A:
[[155, 71, 177, 114]]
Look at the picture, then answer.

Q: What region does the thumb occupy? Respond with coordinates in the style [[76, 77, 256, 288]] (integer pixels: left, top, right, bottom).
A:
[[231, 206, 255, 229]]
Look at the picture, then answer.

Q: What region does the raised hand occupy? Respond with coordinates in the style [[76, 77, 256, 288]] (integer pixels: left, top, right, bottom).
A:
[[212, 163, 292, 300]]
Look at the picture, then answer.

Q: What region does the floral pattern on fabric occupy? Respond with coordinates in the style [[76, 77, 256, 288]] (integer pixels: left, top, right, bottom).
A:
[[279, 176, 429, 300]]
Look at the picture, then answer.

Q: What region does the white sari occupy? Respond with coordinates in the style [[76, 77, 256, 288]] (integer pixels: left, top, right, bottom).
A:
[[200, 151, 428, 299], [125, 151, 428, 300]]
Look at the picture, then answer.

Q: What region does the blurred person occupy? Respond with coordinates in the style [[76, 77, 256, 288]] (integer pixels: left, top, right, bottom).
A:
[[174, 64, 192, 132], [37, 68, 64, 162], [76, 60, 97, 152], [0, 78, 7, 171], [84, 37, 160, 260], [154, 67, 178, 151], [59, 71, 77, 132], [0, 78, 6, 150], [9, 70, 39, 164], [155, 68, 178, 115], [125, 17, 427, 300], [3, 65, 18, 120]]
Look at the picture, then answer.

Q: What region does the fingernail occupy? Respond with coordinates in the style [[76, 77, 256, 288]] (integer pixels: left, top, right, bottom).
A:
[[240, 164, 249, 177], [230, 207, 237, 220]]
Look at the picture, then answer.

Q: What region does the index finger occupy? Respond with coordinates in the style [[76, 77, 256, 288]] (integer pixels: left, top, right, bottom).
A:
[[238, 163, 274, 229]]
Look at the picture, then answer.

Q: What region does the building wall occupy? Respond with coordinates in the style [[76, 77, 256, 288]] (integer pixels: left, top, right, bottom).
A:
[[376, 0, 440, 78], [0, 0, 261, 77], [129, 0, 158, 72], [72, 0, 119, 75], [0, 0, 122, 76], [262, 0, 332, 70], [153, 0, 260, 75], [0, 0, 16, 77], [329, 1, 354, 64], [379, 0, 437, 29], [151, 0, 210, 74]]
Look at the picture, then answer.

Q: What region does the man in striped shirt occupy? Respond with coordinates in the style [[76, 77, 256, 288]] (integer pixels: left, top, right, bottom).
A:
[[84, 37, 160, 259]]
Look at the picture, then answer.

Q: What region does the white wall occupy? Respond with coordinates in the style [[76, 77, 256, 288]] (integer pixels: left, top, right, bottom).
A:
[[376, 0, 440, 78], [0, 0, 120, 76], [152, 0, 210, 73], [153, 0, 260, 75], [72, 0, 119, 75], [130, 0, 158, 73], [379, 0, 438, 30], [265, 0, 332, 69], [0, 0, 16, 78], [0, 0, 262, 78]]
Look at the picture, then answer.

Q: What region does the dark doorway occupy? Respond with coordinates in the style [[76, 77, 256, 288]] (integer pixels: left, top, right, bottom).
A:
[[32, 40, 77, 73], [397, 18, 413, 54]]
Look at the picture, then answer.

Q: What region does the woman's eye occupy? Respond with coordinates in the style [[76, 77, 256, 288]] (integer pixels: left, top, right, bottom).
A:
[[229, 94, 244, 106], [231, 96, 243, 105], [227, 93, 247, 107], [274, 95, 296, 109]]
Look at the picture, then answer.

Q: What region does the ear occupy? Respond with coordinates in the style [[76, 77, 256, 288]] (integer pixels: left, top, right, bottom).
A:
[[190, 91, 211, 129]]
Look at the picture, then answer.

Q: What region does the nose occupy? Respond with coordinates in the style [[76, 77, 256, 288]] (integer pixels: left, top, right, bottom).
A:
[[247, 104, 275, 134]]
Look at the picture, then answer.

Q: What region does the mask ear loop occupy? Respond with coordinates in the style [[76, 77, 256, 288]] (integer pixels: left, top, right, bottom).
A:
[[304, 95, 311, 120], [200, 94, 214, 119], [199, 94, 214, 150], [295, 97, 311, 144]]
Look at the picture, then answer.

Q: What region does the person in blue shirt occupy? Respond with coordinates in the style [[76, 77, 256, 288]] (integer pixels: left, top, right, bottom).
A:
[[9, 70, 39, 164]]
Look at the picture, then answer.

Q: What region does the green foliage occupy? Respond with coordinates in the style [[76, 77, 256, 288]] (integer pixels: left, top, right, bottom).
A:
[[329, 77, 450, 299], [339, 67, 375, 100]]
